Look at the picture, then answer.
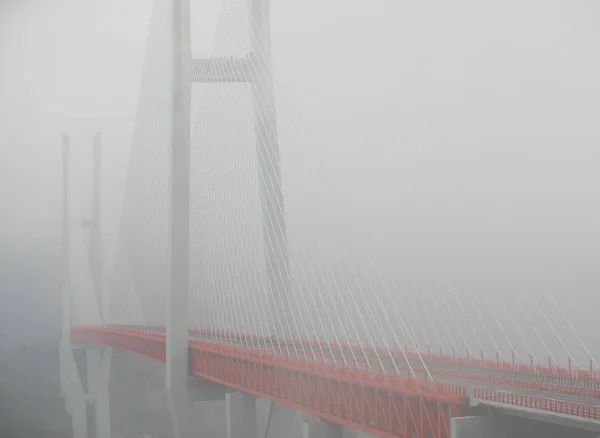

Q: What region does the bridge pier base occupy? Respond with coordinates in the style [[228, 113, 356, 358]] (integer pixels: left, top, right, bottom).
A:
[[302, 415, 343, 438], [261, 401, 302, 438], [166, 390, 197, 438], [450, 415, 492, 438], [342, 428, 375, 438], [226, 392, 257, 438], [60, 342, 88, 438], [60, 344, 113, 438], [86, 346, 112, 438]]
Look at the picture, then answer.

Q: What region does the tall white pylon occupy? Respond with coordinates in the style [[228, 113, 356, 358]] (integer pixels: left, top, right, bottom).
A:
[[90, 132, 109, 323], [167, 1, 196, 437], [166, 0, 288, 434], [59, 133, 90, 438], [61, 134, 72, 347], [60, 133, 113, 438]]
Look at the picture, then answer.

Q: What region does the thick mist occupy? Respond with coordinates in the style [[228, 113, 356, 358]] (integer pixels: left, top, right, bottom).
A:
[[2, 0, 600, 372], [3, 1, 600, 438], [0, 0, 150, 355]]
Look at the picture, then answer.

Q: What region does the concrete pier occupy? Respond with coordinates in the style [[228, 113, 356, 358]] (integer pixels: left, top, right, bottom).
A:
[[451, 416, 491, 438], [302, 415, 343, 438], [226, 392, 257, 438]]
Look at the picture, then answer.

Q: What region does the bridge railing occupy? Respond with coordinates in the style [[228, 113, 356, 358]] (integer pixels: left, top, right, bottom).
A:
[[74, 326, 468, 438], [197, 328, 600, 386], [74, 326, 600, 424], [410, 351, 600, 384], [471, 388, 600, 420], [114, 326, 600, 398]]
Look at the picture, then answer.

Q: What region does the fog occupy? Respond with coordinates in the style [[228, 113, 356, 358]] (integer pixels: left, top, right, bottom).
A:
[[2, 0, 600, 436], [0, 0, 149, 354]]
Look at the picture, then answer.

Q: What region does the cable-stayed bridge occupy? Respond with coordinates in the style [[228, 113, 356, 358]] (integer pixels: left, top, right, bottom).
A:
[[59, 1, 600, 438]]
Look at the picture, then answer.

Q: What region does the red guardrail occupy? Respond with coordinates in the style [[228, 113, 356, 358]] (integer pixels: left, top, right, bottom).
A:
[[73, 326, 600, 424], [188, 328, 600, 383], [73, 326, 467, 438], [471, 388, 600, 420]]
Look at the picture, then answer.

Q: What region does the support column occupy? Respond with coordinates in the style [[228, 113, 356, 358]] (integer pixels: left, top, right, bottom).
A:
[[61, 133, 72, 348], [69, 388, 89, 438], [60, 133, 113, 438], [60, 134, 70, 398], [342, 428, 375, 438], [263, 401, 303, 438], [301, 415, 343, 438], [86, 347, 112, 438], [450, 416, 491, 438], [90, 132, 108, 323], [168, 0, 194, 437], [61, 343, 88, 438], [60, 133, 88, 438], [226, 392, 257, 438]]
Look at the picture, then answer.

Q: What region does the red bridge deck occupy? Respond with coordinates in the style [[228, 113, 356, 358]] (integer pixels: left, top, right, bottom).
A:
[[71, 326, 600, 438]]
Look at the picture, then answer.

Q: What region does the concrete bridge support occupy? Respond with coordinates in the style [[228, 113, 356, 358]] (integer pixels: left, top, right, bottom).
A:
[[262, 401, 303, 438], [59, 344, 113, 438], [60, 132, 113, 438], [451, 416, 493, 438], [299, 415, 377, 438], [60, 343, 88, 438], [302, 415, 343, 438], [342, 428, 375, 438], [226, 392, 257, 438], [86, 346, 112, 438]]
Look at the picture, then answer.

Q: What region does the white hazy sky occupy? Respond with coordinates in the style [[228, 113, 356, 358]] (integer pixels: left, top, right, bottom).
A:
[[0, 0, 151, 352], [2, 0, 600, 357], [0, 0, 150, 254], [2, 0, 600, 261]]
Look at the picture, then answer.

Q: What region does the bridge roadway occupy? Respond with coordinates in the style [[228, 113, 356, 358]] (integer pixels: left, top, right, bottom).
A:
[[189, 330, 600, 404], [72, 325, 600, 437], [97, 325, 600, 401], [105, 325, 600, 407], [185, 328, 600, 434], [184, 330, 594, 391], [73, 325, 468, 438]]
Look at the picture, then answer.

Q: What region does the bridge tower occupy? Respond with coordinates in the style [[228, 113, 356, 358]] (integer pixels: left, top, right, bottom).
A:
[[167, 0, 290, 436], [60, 133, 113, 438]]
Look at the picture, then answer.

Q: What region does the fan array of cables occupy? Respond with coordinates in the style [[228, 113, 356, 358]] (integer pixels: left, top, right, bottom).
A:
[[101, 0, 598, 379]]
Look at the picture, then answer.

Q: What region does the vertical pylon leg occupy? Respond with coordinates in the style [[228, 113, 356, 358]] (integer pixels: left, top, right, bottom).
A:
[[226, 392, 257, 438], [71, 392, 88, 438], [60, 343, 88, 438], [342, 428, 375, 438], [168, 0, 195, 435], [167, 394, 196, 438], [59, 141, 88, 438], [302, 415, 343, 438], [263, 402, 303, 438], [450, 416, 492, 438], [86, 347, 112, 438]]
